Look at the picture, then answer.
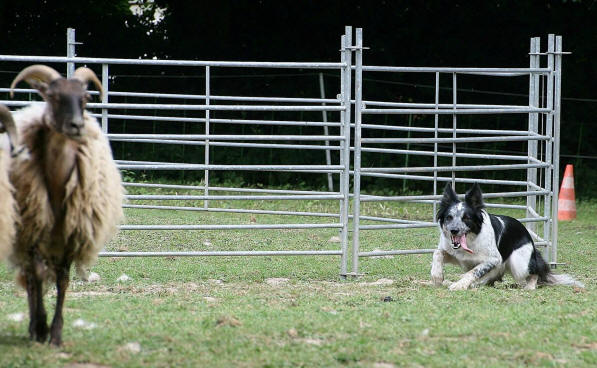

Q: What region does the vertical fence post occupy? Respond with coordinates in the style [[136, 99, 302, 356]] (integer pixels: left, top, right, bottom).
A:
[[433, 72, 439, 220], [339, 27, 352, 277], [543, 34, 555, 263], [527, 37, 539, 235], [403, 114, 412, 192], [204, 66, 211, 209], [101, 64, 109, 134], [551, 35, 563, 267], [451, 73, 457, 187], [319, 73, 334, 192], [66, 28, 76, 78], [351, 28, 364, 276]]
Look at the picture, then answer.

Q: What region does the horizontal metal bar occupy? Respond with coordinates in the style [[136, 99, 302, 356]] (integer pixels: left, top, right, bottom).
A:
[[0, 55, 345, 69], [361, 66, 549, 73], [123, 182, 335, 195], [359, 249, 436, 257], [362, 108, 550, 115], [359, 216, 433, 225], [360, 190, 549, 202], [360, 123, 540, 136], [86, 102, 346, 111], [361, 135, 549, 144], [353, 172, 531, 186], [123, 204, 339, 218], [360, 163, 549, 174], [91, 113, 343, 128], [359, 223, 436, 230], [120, 223, 342, 230], [110, 139, 343, 151], [362, 101, 535, 110], [126, 194, 343, 200], [108, 134, 345, 141], [359, 147, 533, 161], [485, 203, 527, 210], [99, 250, 343, 257], [358, 216, 546, 229], [118, 164, 343, 173], [3, 88, 343, 104], [109, 91, 341, 104]]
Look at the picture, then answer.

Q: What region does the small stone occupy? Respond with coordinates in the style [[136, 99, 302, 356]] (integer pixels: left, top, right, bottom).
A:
[[116, 274, 131, 282], [328, 236, 341, 243], [382, 296, 393, 302], [87, 272, 101, 283], [287, 328, 298, 338], [72, 318, 97, 330], [122, 342, 141, 354], [7, 312, 25, 322]]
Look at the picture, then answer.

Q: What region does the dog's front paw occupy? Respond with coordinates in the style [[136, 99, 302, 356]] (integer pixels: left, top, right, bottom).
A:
[[431, 272, 444, 287], [449, 279, 471, 291]]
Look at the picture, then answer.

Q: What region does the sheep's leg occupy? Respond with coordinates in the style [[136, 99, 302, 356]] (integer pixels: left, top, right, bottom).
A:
[[25, 265, 48, 342], [49, 262, 70, 346]]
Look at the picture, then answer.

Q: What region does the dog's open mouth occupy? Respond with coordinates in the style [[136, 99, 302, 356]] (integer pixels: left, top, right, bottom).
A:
[[451, 234, 474, 254]]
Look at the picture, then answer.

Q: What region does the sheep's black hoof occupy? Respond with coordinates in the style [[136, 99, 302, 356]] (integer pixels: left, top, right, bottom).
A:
[[29, 323, 49, 343], [49, 335, 62, 347]]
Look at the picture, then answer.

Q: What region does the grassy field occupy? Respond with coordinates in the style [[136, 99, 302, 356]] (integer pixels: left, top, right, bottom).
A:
[[0, 189, 595, 367]]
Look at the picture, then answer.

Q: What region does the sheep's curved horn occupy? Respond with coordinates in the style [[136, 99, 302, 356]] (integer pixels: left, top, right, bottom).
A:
[[10, 65, 62, 98], [73, 67, 104, 100], [0, 104, 21, 157]]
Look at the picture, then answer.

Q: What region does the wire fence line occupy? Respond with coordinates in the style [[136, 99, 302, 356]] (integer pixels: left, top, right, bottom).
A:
[[0, 27, 564, 276]]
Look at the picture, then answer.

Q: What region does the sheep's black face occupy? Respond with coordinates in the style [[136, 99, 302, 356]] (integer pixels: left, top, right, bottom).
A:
[[46, 79, 90, 140]]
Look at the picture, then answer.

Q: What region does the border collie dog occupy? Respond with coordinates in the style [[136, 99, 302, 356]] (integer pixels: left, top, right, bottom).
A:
[[431, 183, 583, 290]]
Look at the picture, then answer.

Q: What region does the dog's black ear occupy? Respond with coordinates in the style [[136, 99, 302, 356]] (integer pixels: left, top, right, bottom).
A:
[[465, 183, 485, 209], [439, 183, 459, 210]]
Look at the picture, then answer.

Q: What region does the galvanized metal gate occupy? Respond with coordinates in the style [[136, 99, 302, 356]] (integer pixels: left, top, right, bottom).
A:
[[0, 27, 563, 277]]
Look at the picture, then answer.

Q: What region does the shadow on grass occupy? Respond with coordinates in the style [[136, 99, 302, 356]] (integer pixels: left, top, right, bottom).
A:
[[0, 334, 30, 347]]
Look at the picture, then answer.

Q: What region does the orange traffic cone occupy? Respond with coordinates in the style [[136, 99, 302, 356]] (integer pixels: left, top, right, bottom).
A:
[[558, 164, 576, 221]]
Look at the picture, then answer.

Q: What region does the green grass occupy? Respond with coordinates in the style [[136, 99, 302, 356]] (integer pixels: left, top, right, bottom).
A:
[[0, 190, 595, 367]]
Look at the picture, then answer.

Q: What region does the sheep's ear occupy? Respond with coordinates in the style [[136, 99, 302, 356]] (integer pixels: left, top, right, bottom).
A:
[[28, 79, 51, 99], [465, 183, 485, 209]]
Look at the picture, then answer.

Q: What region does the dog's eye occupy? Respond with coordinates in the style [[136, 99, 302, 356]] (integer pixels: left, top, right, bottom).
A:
[[446, 215, 453, 221], [463, 214, 470, 220]]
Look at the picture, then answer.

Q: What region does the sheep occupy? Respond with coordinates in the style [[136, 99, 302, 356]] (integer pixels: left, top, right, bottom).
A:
[[0, 104, 20, 264], [9, 64, 124, 346]]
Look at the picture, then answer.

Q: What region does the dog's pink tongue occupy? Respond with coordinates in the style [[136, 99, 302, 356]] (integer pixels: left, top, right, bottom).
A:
[[457, 234, 474, 254]]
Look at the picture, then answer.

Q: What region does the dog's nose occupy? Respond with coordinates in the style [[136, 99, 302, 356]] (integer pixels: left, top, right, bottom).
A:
[[450, 229, 459, 235]]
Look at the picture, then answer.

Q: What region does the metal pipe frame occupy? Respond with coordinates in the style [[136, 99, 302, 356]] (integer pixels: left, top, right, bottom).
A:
[[2, 29, 563, 277], [543, 35, 555, 263], [349, 34, 562, 275], [351, 28, 364, 276], [339, 26, 353, 276]]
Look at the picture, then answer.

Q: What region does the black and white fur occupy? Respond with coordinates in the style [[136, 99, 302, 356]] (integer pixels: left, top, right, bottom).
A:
[[431, 183, 584, 290]]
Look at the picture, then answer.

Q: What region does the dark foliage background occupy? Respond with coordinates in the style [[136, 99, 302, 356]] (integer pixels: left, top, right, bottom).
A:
[[1, 0, 595, 196]]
